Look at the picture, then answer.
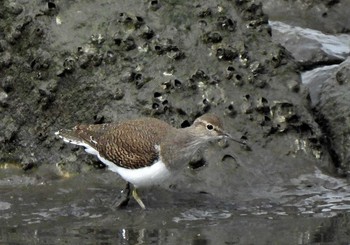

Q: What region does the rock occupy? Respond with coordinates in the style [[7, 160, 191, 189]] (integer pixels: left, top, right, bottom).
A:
[[0, 90, 8, 107], [314, 57, 350, 174], [263, 0, 350, 34], [270, 21, 350, 70]]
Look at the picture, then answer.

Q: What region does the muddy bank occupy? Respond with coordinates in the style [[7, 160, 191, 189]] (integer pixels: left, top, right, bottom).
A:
[[0, 0, 332, 201]]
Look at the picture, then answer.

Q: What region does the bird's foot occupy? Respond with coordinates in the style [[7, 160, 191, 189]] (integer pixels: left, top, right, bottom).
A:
[[112, 182, 131, 209], [132, 188, 146, 210]]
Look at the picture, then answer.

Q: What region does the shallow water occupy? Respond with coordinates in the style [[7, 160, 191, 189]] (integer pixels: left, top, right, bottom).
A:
[[2, 167, 350, 244]]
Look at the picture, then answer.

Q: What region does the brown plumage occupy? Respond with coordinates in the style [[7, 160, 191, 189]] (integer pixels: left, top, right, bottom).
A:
[[58, 117, 172, 169]]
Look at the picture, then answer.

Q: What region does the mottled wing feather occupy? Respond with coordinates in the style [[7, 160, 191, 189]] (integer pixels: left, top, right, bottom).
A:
[[58, 118, 171, 169], [96, 118, 171, 169]]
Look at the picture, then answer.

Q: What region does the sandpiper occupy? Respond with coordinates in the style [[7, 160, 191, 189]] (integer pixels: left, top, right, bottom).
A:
[[55, 113, 244, 209]]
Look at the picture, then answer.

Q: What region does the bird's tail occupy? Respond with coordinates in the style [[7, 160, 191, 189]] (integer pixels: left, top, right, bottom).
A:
[[55, 125, 100, 155], [55, 128, 87, 145]]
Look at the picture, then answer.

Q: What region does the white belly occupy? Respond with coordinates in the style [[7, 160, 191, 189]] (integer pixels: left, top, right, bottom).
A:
[[98, 154, 171, 188]]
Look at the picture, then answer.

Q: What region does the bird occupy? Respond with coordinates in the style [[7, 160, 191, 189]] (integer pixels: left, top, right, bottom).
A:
[[55, 113, 245, 209]]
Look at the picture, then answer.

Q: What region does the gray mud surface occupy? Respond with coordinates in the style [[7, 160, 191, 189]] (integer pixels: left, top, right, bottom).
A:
[[1, 0, 350, 244]]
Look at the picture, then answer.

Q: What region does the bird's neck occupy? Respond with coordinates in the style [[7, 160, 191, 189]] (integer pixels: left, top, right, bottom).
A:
[[160, 127, 208, 170]]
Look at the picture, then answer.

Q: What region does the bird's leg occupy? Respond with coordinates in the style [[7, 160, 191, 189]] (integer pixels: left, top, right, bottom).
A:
[[112, 182, 131, 208], [132, 187, 146, 210]]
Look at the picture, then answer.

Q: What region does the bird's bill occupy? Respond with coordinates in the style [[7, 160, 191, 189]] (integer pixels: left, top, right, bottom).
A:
[[223, 132, 247, 145]]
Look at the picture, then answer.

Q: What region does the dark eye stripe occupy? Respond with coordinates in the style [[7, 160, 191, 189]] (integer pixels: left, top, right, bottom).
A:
[[214, 128, 224, 135]]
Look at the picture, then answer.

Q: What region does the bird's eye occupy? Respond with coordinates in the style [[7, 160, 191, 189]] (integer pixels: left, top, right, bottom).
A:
[[206, 124, 214, 130]]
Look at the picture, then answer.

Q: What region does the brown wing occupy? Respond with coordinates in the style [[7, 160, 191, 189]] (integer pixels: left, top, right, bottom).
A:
[[94, 118, 171, 169]]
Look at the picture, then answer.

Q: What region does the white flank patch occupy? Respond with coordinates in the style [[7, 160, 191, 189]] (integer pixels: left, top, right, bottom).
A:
[[57, 133, 171, 187]]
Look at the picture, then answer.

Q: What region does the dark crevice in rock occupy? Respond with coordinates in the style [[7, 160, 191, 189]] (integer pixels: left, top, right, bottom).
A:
[[299, 58, 344, 72], [312, 109, 346, 176]]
